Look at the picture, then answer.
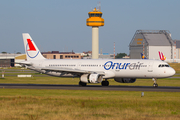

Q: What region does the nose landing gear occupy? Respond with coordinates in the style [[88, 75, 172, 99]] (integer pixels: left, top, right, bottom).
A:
[[152, 78, 158, 87]]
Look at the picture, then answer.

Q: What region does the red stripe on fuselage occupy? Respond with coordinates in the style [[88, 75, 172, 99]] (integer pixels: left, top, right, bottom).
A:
[[27, 39, 36, 51]]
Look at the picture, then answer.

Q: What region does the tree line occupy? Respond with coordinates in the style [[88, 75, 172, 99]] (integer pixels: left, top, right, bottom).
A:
[[115, 53, 128, 59], [1, 52, 21, 54]]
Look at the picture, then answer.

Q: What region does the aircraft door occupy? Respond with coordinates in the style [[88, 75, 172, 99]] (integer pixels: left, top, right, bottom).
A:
[[148, 61, 154, 72], [38, 61, 44, 67], [77, 62, 81, 69]]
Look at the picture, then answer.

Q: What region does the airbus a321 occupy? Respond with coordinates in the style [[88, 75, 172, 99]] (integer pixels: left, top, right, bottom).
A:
[[20, 33, 176, 87]]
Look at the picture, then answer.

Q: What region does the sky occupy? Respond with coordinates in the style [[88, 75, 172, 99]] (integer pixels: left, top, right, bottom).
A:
[[0, 0, 180, 55]]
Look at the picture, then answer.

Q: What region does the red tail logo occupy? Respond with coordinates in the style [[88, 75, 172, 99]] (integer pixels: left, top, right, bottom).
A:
[[158, 51, 166, 61], [27, 39, 36, 51]]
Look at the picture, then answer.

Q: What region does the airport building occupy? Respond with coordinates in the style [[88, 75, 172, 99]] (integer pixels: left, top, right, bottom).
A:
[[129, 30, 176, 60], [42, 51, 82, 59], [80, 51, 114, 59], [0, 54, 26, 67], [0, 51, 114, 67], [86, 8, 104, 59], [173, 40, 180, 61], [83, 53, 114, 59]]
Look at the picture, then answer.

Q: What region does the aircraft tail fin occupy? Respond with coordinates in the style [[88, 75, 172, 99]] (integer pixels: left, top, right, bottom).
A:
[[22, 33, 45, 61], [141, 53, 147, 59], [158, 51, 166, 61]]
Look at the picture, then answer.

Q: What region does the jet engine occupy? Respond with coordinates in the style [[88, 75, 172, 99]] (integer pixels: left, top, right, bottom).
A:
[[114, 78, 136, 83], [80, 74, 103, 83]]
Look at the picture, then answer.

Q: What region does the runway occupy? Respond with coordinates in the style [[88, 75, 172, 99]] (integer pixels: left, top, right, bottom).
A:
[[0, 84, 180, 92]]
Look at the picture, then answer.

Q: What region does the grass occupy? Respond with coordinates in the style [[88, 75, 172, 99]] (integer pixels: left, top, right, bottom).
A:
[[0, 77, 180, 87], [169, 63, 180, 74], [0, 76, 180, 87], [0, 89, 180, 120]]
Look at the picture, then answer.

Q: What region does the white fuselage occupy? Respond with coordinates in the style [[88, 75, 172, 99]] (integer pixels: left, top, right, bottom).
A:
[[29, 59, 175, 79]]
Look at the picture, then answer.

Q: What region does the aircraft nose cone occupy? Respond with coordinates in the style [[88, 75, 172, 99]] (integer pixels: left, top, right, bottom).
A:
[[170, 68, 176, 76]]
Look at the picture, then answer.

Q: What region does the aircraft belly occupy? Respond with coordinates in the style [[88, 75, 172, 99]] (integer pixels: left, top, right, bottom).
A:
[[103, 71, 115, 78], [114, 69, 152, 78]]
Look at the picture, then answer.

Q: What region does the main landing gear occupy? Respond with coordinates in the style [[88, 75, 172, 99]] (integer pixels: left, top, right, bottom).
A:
[[79, 81, 87, 86], [79, 79, 109, 87], [152, 78, 158, 87], [101, 79, 109, 86]]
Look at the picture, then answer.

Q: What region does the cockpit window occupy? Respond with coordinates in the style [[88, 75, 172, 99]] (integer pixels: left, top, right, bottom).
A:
[[165, 65, 169, 67], [158, 64, 170, 67]]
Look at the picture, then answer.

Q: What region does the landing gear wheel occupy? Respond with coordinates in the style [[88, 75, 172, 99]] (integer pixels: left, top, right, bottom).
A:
[[101, 81, 109, 86], [79, 81, 87, 86], [152, 78, 158, 87], [153, 83, 158, 87]]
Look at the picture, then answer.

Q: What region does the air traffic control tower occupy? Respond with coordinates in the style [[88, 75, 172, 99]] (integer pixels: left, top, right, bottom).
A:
[[86, 8, 104, 59]]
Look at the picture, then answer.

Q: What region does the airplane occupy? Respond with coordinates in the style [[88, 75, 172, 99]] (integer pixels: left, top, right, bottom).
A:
[[159, 51, 166, 61], [141, 53, 147, 59], [20, 33, 176, 87]]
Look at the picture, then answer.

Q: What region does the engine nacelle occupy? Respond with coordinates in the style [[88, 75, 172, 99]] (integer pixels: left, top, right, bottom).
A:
[[80, 74, 103, 83], [114, 78, 136, 83]]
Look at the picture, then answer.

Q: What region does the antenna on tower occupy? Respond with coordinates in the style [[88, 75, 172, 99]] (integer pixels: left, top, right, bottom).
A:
[[100, 48, 102, 54], [97, 1, 101, 11], [91, 7, 93, 11]]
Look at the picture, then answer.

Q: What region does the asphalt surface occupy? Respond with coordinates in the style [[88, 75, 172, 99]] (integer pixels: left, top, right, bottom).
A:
[[0, 84, 180, 92]]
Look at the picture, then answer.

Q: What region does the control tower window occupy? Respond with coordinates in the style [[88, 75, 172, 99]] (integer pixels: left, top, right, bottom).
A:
[[95, 14, 102, 17], [89, 14, 95, 17], [89, 13, 102, 17]]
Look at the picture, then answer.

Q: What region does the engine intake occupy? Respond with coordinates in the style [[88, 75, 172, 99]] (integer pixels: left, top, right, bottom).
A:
[[80, 74, 103, 83], [114, 78, 136, 83]]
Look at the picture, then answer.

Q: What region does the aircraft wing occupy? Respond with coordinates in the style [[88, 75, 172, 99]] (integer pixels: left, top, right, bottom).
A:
[[41, 67, 105, 75], [16, 61, 32, 66]]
